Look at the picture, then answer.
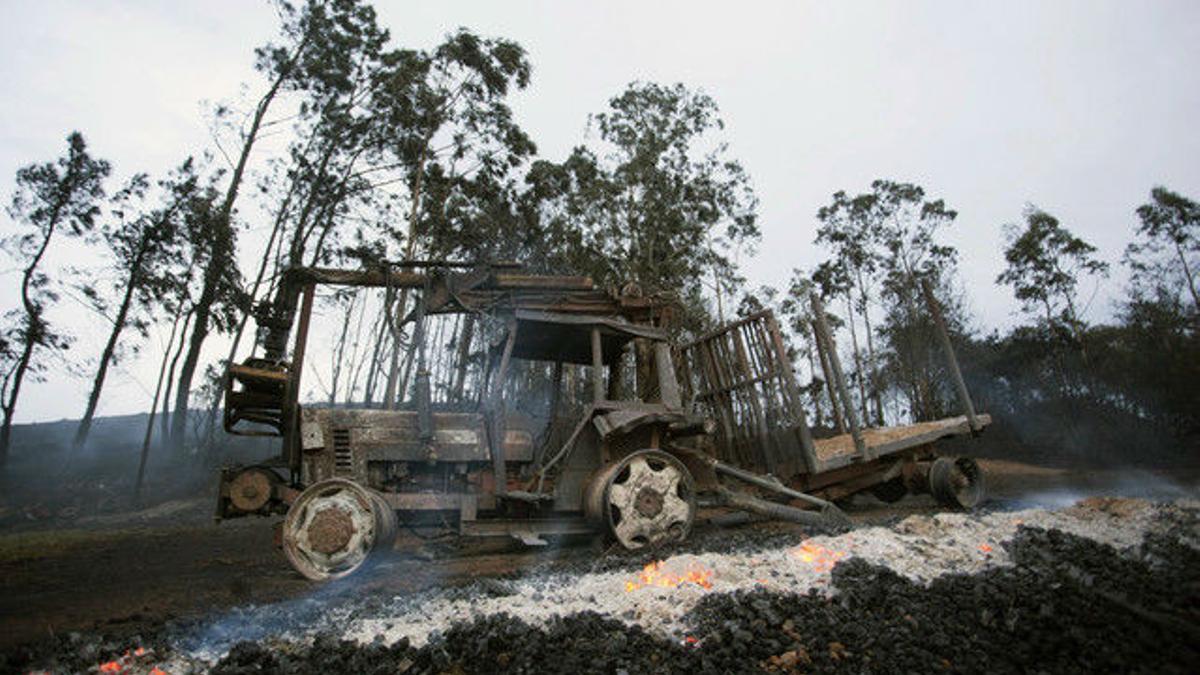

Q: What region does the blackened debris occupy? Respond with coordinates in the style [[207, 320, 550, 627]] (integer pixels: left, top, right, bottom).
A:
[[207, 526, 1199, 674]]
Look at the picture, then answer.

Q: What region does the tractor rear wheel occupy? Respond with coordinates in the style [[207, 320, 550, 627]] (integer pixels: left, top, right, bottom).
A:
[[585, 450, 695, 550]]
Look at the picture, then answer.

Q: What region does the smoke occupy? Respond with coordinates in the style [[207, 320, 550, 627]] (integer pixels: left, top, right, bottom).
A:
[[171, 566, 394, 662], [997, 467, 1199, 511], [0, 411, 276, 530]]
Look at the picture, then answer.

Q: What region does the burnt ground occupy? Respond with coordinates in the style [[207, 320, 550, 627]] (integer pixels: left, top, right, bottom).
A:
[[0, 459, 1197, 673]]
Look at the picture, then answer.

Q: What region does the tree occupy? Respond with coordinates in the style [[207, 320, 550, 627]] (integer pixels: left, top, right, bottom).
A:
[[816, 189, 883, 423], [812, 180, 960, 424], [997, 207, 1109, 344], [1128, 187, 1199, 312], [72, 160, 202, 450], [0, 132, 110, 464], [871, 181, 959, 422], [368, 28, 536, 407], [172, 0, 384, 448], [526, 82, 759, 330]]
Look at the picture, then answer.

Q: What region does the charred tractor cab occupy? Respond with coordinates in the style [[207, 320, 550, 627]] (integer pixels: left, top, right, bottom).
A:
[[220, 263, 989, 580]]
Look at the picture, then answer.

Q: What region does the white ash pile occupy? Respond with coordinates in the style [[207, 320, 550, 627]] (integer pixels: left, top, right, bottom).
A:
[[344, 497, 1197, 649], [123, 496, 1196, 674]]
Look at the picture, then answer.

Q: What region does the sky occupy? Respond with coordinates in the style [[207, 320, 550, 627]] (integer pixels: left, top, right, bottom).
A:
[[1, 0, 1198, 424]]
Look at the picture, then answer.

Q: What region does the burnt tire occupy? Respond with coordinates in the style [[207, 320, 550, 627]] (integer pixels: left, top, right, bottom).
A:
[[929, 457, 984, 509], [281, 478, 397, 581]]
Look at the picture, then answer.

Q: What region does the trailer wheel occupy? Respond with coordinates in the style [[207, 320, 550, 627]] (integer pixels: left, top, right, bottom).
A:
[[871, 477, 909, 504], [929, 457, 984, 509], [585, 450, 695, 550], [281, 478, 397, 581]]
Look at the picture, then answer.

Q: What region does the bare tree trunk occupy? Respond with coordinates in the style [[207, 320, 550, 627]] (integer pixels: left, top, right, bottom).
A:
[[329, 293, 357, 405], [74, 254, 145, 451], [170, 53, 295, 450], [383, 142, 430, 406], [1, 200, 65, 463], [344, 293, 371, 404], [855, 271, 884, 426], [161, 307, 194, 444], [135, 303, 187, 497], [362, 289, 390, 404], [1175, 240, 1200, 312], [223, 182, 295, 368], [843, 293, 870, 424], [451, 314, 475, 402]]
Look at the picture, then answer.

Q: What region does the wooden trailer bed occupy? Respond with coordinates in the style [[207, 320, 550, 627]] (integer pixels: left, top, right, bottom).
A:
[[812, 413, 991, 471]]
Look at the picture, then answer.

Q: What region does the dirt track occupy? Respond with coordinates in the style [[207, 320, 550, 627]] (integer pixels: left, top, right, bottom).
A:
[[0, 459, 1194, 651]]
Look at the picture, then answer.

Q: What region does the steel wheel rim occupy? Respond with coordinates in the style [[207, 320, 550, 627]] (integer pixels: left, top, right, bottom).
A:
[[283, 479, 378, 580], [931, 457, 984, 509], [605, 451, 695, 550]]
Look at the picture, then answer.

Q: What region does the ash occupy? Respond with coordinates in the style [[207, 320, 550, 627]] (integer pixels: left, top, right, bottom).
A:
[[143, 496, 1196, 673], [341, 497, 1195, 650]]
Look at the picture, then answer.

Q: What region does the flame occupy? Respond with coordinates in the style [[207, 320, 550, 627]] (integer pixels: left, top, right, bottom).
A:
[[978, 543, 993, 553], [92, 646, 160, 674], [790, 541, 846, 572], [682, 635, 701, 647], [624, 560, 714, 592]]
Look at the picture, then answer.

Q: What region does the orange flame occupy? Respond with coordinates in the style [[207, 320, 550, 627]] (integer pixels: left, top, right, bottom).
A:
[[624, 560, 714, 592], [93, 645, 155, 673], [790, 541, 846, 572], [978, 543, 993, 553]]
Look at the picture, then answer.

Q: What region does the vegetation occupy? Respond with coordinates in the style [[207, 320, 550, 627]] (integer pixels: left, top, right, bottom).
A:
[[0, 0, 1195, 474]]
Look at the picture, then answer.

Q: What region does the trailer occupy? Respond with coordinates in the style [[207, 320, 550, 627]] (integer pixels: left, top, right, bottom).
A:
[[219, 263, 988, 580]]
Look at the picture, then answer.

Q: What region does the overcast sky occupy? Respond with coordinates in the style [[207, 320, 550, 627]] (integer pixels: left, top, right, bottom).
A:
[[2, 0, 1198, 424]]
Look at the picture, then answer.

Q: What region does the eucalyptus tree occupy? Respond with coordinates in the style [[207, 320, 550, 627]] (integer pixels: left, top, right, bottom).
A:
[[810, 258, 870, 422], [1128, 187, 1199, 312], [997, 207, 1108, 342], [0, 132, 110, 464], [525, 82, 759, 330], [226, 0, 389, 368], [368, 28, 536, 406], [780, 270, 836, 429], [72, 160, 206, 450], [869, 181, 959, 422], [172, 0, 388, 448], [815, 190, 884, 423]]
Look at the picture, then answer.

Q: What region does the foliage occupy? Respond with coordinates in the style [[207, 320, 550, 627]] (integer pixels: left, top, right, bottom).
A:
[[997, 207, 1108, 334], [524, 82, 760, 330], [1, 132, 110, 460], [1127, 186, 1200, 311]]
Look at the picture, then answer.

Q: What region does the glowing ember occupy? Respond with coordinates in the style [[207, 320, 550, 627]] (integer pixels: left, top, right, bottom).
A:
[[92, 646, 157, 673], [624, 560, 714, 592], [790, 541, 847, 572]]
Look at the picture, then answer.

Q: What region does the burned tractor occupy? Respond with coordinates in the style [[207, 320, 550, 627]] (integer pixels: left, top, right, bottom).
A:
[[220, 263, 988, 580]]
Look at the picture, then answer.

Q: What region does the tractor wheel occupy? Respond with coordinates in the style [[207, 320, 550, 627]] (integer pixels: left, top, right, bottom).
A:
[[929, 457, 985, 509], [281, 478, 397, 581], [584, 450, 695, 550]]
